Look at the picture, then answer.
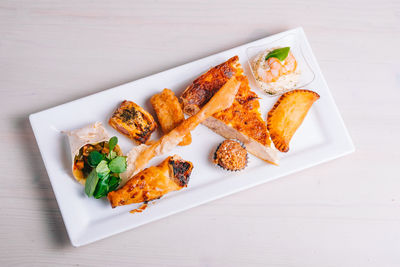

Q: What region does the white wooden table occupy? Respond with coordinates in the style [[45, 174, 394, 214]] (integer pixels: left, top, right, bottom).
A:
[[1, 0, 400, 266]]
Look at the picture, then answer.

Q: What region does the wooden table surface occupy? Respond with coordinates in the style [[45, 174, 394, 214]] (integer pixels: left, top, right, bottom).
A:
[[1, 0, 399, 266]]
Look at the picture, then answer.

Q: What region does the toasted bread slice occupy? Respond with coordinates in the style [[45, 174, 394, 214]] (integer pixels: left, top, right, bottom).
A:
[[109, 100, 157, 144], [150, 89, 191, 146], [180, 56, 279, 164], [267, 89, 320, 152]]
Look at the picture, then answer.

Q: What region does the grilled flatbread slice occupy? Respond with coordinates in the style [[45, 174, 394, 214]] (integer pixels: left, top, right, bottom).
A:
[[267, 89, 320, 152], [180, 56, 278, 164]]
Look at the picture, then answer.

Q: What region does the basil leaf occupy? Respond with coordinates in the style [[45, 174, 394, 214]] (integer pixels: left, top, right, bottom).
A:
[[85, 168, 99, 197], [93, 175, 110, 199], [265, 47, 290, 61], [108, 156, 127, 173], [88, 151, 104, 167], [96, 160, 110, 178], [108, 176, 121, 192], [108, 136, 118, 154]]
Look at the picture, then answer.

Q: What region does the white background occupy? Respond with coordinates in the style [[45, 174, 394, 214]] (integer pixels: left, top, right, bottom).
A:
[[1, 0, 400, 266]]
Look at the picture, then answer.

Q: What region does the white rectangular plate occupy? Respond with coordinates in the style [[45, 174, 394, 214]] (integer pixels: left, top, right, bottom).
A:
[[30, 28, 354, 247]]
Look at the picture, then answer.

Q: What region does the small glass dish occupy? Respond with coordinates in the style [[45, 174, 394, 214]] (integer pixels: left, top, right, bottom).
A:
[[246, 32, 315, 96]]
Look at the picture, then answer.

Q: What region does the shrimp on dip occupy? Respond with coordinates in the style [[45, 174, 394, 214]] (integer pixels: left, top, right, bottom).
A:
[[252, 47, 300, 95]]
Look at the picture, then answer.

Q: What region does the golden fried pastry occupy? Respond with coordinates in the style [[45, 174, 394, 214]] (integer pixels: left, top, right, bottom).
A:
[[213, 139, 248, 171], [180, 56, 278, 165], [121, 77, 240, 178], [267, 89, 320, 152], [150, 88, 191, 146], [109, 100, 157, 144], [107, 155, 193, 208]]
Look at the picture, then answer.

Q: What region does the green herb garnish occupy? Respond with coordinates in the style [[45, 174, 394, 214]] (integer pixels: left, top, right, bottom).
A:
[[108, 176, 121, 192], [108, 136, 118, 156], [92, 175, 122, 199], [88, 151, 104, 167], [106, 150, 117, 160], [93, 174, 110, 199], [96, 160, 110, 178], [265, 47, 290, 61], [85, 168, 99, 197], [84, 137, 126, 199], [109, 156, 127, 173]]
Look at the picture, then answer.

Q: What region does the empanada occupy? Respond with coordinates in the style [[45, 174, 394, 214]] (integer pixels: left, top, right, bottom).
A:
[[267, 89, 320, 152]]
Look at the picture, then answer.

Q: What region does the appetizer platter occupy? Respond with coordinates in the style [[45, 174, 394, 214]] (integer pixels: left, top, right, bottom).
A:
[[29, 28, 354, 246]]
